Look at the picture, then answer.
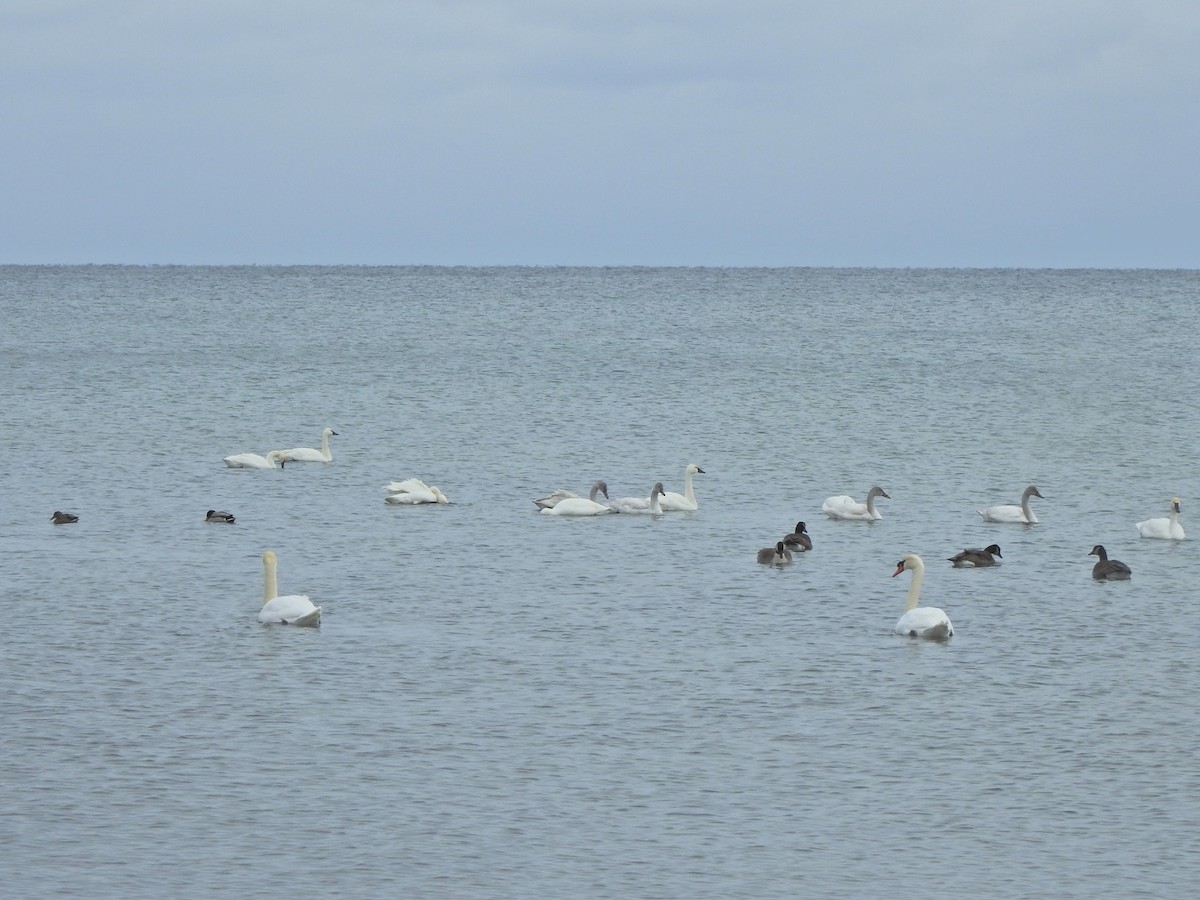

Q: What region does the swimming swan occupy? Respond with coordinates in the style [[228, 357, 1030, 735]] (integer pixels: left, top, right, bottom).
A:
[[659, 464, 705, 511], [947, 544, 1002, 568], [783, 521, 812, 552], [223, 450, 286, 469], [891, 554, 954, 640], [533, 480, 609, 511], [610, 482, 667, 514], [277, 427, 338, 463], [259, 551, 322, 626], [822, 486, 889, 521], [1136, 497, 1185, 540], [384, 478, 450, 504], [1089, 544, 1132, 581], [757, 541, 793, 566], [51, 510, 79, 524], [539, 480, 617, 516], [978, 485, 1043, 524], [206, 509, 236, 524]]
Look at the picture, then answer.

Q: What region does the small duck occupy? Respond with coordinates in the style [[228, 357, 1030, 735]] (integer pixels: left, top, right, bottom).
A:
[[947, 544, 1003, 568], [206, 509, 236, 524], [783, 521, 812, 552], [51, 510, 79, 525], [756, 541, 793, 566], [1089, 544, 1131, 581]]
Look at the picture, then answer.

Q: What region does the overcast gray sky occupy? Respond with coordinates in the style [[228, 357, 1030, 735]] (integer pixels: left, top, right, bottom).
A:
[[3, 1, 1197, 266]]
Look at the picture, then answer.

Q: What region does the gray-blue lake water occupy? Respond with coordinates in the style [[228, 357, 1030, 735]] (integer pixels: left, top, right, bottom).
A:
[[2, 266, 1198, 897]]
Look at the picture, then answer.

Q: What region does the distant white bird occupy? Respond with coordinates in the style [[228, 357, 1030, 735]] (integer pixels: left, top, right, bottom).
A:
[[978, 485, 1043, 524], [1136, 497, 1185, 540], [533, 480, 609, 510], [658, 464, 705, 511], [822, 486, 889, 521], [384, 478, 450, 505], [277, 427, 338, 463], [258, 551, 321, 626], [891, 554, 954, 640], [223, 450, 286, 469]]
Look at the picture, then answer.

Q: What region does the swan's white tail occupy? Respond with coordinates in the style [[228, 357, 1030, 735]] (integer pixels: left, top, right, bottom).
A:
[[285, 607, 322, 627]]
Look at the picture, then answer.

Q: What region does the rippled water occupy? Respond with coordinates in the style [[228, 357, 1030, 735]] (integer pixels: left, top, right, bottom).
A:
[[2, 266, 1199, 897]]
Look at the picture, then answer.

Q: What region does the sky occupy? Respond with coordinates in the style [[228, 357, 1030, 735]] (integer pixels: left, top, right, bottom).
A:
[[2, 1, 1197, 267]]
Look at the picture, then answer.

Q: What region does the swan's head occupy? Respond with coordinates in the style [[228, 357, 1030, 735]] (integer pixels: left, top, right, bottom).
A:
[[985, 544, 1002, 557], [1171, 497, 1182, 512], [1088, 544, 1106, 559], [1025, 485, 1044, 499], [594, 480, 609, 499], [686, 464, 705, 475], [431, 487, 450, 504], [266, 450, 286, 467], [651, 482, 666, 498], [892, 553, 923, 577], [869, 486, 890, 500], [323, 428, 339, 437]]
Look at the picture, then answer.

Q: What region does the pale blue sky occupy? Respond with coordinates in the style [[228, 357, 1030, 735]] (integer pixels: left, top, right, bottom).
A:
[[3, 1, 1197, 266]]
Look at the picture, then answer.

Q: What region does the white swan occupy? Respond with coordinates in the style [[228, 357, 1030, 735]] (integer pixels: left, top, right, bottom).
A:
[[611, 482, 666, 516], [277, 427, 338, 463], [1136, 497, 1185, 540], [539, 480, 618, 516], [533, 480, 608, 511], [978, 485, 1043, 524], [258, 551, 321, 626], [891, 554, 954, 640], [659, 464, 705, 511], [384, 478, 450, 504], [223, 450, 286, 469], [757, 541, 793, 566], [822, 486, 889, 521], [1089, 544, 1132, 581]]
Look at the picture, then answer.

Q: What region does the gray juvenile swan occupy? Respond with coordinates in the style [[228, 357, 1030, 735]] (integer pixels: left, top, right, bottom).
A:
[[533, 480, 609, 511], [979, 485, 1043, 524], [947, 544, 1002, 568], [1089, 544, 1131, 581]]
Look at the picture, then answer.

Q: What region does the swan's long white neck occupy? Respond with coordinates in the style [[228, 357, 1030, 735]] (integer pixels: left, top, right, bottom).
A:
[[682, 468, 696, 504], [650, 486, 664, 514], [866, 492, 879, 516], [319, 431, 332, 460], [263, 554, 278, 604], [588, 483, 601, 502], [904, 559, 925, 612]]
